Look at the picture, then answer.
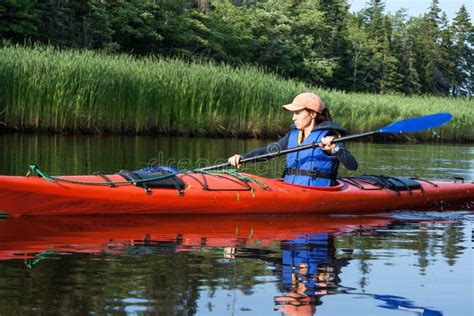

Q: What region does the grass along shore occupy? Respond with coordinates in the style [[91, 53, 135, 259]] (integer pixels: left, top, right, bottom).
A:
[[0, 45, 473, 142]]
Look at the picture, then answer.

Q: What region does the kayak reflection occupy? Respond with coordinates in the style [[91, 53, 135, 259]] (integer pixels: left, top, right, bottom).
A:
[[0, 214, 390, 261]]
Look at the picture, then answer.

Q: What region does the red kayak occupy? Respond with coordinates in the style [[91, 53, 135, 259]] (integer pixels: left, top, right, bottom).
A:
[[0, 168, 472, 216]]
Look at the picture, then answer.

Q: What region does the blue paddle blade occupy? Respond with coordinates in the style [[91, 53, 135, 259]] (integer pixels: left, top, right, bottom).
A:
[[379, 113, 452, 134]]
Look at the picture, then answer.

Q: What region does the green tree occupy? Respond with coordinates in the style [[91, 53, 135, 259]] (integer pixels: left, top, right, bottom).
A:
[[152, 0, 213, 58], [35, 0, 87, 48], [397, 15, 421, 95], [0, 0, 39, 42], [418, 0, 449, 95], [102, 0, 164, 54], [361, 0, 388, 92], [289, 0, 337, 84], [317, 0, 352, 88], [206, 0, 254, 63], [79, 0, 117, 51], [451, 5, 474, 96], [249, 1, 302, 77], [389, 10, 421, 95], [378, 15, 402, 93], [347, 13, 373, 91], [364, 0, 385, 41]]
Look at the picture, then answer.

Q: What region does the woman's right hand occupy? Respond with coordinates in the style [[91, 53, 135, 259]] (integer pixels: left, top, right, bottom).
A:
[[228, 154, 242, 168]]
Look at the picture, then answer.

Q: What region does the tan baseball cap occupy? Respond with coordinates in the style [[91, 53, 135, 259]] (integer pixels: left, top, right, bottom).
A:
[[282, 92, 325, 113]]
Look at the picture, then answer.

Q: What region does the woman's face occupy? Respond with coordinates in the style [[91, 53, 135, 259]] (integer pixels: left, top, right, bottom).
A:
[[292, 109, 316, 130]]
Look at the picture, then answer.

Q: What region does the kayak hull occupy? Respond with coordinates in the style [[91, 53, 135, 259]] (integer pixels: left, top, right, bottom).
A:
[[0, 172, 472, 216]]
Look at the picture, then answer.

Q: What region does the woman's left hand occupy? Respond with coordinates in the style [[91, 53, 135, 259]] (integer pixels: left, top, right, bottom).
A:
[[319, 136, 336, 152]]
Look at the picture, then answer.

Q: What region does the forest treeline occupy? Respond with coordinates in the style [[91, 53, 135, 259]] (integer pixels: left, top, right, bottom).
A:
[[1, 0, 472, 97]]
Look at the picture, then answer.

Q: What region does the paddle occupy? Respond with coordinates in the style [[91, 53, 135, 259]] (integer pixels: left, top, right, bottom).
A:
[[199, 112, 452, 171]]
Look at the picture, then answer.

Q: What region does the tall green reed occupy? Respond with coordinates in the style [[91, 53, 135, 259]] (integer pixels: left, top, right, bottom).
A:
[[0, 44, 472, 142]]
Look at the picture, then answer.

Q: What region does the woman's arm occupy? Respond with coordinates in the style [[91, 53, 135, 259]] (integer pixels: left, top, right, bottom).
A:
[[228, 133, 289, 167], [333, 143, 358, 170], [241, 133, 289, 160], [322, 132, 358, 171]]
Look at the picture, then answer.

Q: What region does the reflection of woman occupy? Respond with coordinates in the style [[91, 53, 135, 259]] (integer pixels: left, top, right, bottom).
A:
[[274, 234, 348, 315], [228, 92, 357, 187]]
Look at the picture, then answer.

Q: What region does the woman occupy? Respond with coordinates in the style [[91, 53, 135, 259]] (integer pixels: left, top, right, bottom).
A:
[[228, 92, 358, 187]]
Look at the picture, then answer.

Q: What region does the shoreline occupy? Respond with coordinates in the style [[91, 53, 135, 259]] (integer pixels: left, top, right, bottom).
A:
[[2, 129, 472, 145]]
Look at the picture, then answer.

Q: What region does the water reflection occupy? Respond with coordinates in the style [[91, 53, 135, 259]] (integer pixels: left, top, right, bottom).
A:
[[0, 213, 468, 315]]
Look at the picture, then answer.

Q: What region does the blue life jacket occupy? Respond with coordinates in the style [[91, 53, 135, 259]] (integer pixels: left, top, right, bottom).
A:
[[284, 128, 336, 187]]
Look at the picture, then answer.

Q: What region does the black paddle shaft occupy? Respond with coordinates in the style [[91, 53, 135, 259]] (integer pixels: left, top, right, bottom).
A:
[[198, 112, 453, 172]]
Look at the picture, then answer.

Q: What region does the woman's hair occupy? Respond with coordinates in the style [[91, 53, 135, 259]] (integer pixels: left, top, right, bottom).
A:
[[315, 108, 332, 123]]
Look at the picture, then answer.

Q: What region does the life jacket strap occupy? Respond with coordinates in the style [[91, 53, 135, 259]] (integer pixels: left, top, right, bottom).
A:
[[284, 168, 335, 180]]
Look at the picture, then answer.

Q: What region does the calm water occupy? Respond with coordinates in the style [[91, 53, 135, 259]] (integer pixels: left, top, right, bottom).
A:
[[0, 133, 473, 315]]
